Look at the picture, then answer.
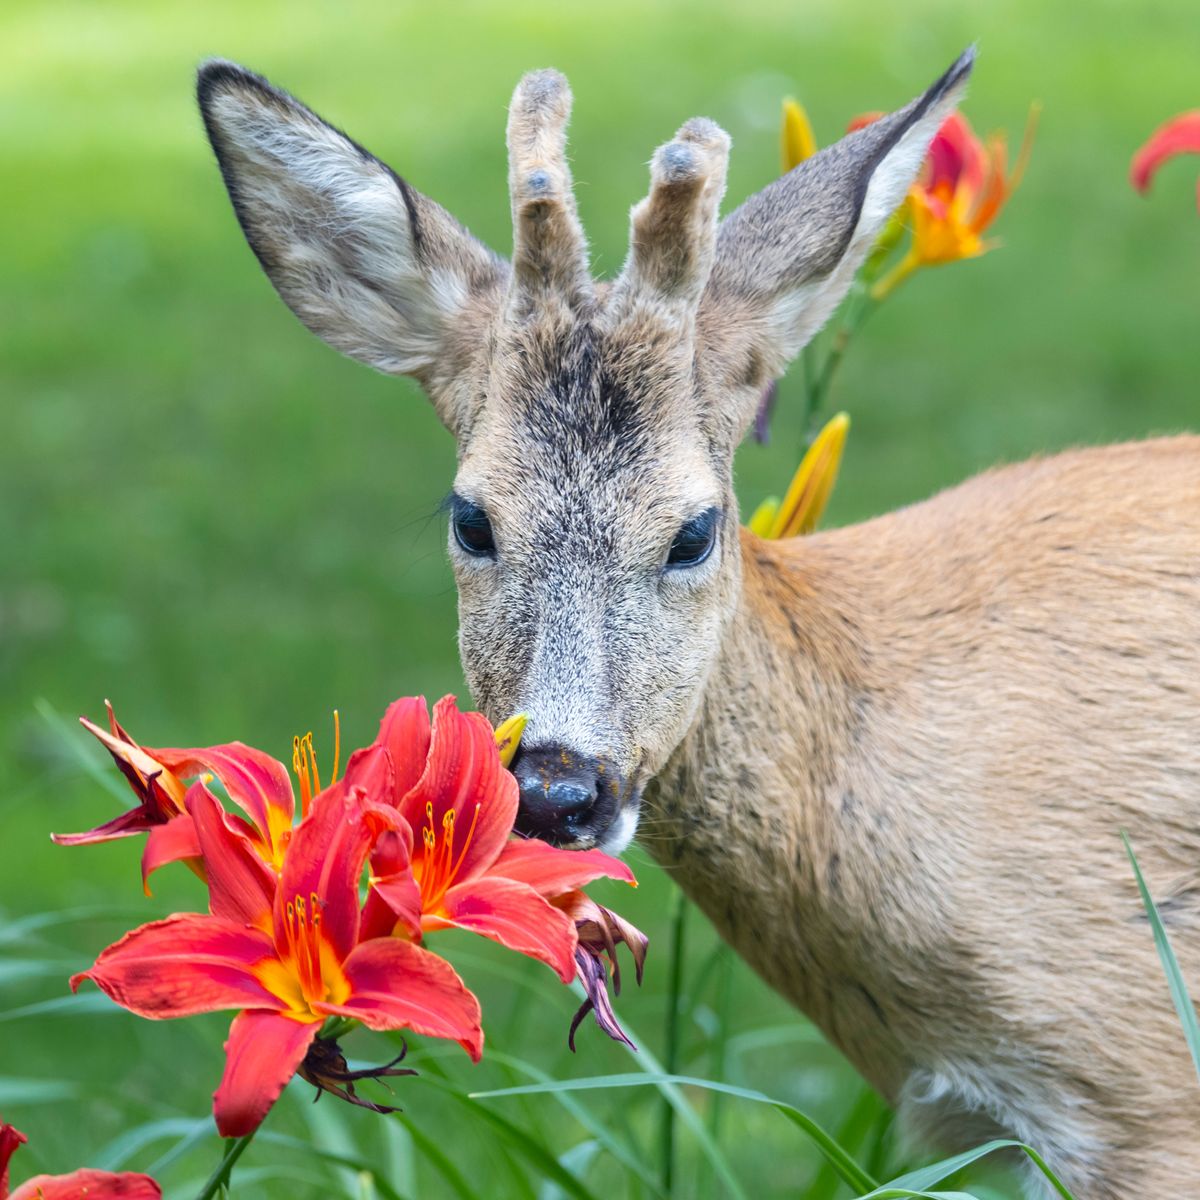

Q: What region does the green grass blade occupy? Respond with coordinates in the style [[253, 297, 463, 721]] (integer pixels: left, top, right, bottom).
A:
[[0, 991, 119, 1023], [485, 1050, 666, 1197], [92, 1117, 210, 1171], [1123, 831, 1200, 1084], [0, 1076, 80, 1105], [390, 1112, 481, 1200], [866, 1137, 1076, 1199], [659, 888, 689, 1194], [256, 1132, 411, 1200], [35, 696, 130, 803], [470, 1072, 876, 1195]]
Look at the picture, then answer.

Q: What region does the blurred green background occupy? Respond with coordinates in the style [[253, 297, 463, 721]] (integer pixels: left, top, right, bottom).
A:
[[2, 0, 1197, 1194]]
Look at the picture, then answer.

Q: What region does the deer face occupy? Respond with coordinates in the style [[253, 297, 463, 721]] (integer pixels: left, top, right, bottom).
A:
[[198, 51, 972, 850]]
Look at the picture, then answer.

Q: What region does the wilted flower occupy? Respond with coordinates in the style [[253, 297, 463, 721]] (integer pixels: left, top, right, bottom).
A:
[[297, 1036, 417, 1115], [0, 1120, 159, 1199], [1131, 111, 1200, 212], [553, 893, 649, 1050], [748, 411, 850, 539]]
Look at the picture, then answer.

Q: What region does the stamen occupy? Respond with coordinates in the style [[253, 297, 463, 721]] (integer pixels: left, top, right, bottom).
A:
[[331, 710, 341, 785], [447, 804, 482, 884], [306, 732, 321, 797], [293, 735, 312, 818]]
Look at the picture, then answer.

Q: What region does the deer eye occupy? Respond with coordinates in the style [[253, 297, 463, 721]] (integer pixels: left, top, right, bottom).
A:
[[666, 508, 719, 569], [452, 498, 496, 557]]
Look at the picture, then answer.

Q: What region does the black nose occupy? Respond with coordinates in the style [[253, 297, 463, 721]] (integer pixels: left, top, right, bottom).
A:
[[512, 746, 612, 845]]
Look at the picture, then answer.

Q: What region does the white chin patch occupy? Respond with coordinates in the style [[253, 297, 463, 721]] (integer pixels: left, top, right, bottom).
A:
[[598, 803, 640, 855]]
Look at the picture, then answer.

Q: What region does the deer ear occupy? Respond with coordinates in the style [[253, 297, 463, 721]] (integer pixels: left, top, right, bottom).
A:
[[197, 61, 508, 426], [699, 48, 975, 438]]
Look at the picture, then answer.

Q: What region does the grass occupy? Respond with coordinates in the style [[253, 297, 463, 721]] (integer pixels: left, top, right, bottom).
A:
[[2, 0, 1199, 1195]]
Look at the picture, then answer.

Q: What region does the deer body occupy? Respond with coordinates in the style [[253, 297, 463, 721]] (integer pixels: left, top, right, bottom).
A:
[[197, 49, 1200, 1196], [645, 438, 1200, 1197]]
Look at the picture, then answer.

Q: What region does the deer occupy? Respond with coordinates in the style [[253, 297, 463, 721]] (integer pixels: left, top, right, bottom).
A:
[[195, 47, 1200, 1198]]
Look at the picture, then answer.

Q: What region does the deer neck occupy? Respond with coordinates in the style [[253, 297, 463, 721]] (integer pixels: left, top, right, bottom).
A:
[[639, 530, 913, 1089]]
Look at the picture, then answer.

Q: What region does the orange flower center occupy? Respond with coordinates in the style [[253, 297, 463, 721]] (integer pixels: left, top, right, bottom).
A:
[[416, 800, 481, 912], [258, 889, 351, 1021]]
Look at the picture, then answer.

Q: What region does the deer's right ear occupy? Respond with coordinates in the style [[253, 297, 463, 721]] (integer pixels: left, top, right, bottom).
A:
[[197, 61, 507, 426]]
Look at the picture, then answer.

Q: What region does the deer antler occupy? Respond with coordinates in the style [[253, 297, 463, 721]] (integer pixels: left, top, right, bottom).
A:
[[608, 116, 731, 324], [506, 69, 592, 319]]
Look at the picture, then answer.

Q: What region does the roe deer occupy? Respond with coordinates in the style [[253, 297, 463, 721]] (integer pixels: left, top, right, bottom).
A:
[[197, 48, 1200, 1197]]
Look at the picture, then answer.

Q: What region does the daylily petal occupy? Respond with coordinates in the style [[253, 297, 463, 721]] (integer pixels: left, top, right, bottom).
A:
[[71, 914, 281, 1018], [489, 838, 635, 897], [377, 696, 432, 804], [319, 936, 483, 1061], [155, 743, 295, 864], [80, 715, 188, 813], [1, 1122, 27, 1195], [52, 808, 161, 847], [212, 1008, 319, 1137], [781, 98, 816, 172], [140, 813, 203, 895], [436, 877, 578, 984], [274, 773, 395, 963], [363, 825, 423, 942], [187, 784, 276, 930], [402, 696, 516, 883], [11, 1170, 160, 1199], [1130, 110, 1200, 210]]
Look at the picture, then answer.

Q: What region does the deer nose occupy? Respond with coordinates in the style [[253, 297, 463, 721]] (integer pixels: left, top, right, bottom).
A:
[[511, 746, 610, 845]]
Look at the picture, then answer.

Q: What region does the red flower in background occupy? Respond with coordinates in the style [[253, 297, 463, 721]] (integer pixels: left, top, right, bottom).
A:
[[72, 747, 483, 1137], [1, 1120, 159, 1199], [1131, 111, 1200, 212]]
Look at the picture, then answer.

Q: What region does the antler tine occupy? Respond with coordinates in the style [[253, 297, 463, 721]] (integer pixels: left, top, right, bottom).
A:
[[506, 69, 592, 318], [609, 117, 731, 324]]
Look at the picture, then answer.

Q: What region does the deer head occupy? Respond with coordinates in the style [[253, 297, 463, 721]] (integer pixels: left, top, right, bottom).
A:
[[197, 49, 973, 852]]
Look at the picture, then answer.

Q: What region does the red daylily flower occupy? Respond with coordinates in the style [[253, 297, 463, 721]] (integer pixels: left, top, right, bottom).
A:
[[54, 701, 297, 891], [1131, 111, 1200, 212], [855, 106, 1037, 298], [72, 748, 482, 1137], [1, 1120, 159, 1199], [362, 696, 635, 985]]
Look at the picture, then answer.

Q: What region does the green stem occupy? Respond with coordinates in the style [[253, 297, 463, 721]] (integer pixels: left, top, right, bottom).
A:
[[659, 888, 690, 1194], [803, 285, 879, 440], [194, 1132, 255, 1200]]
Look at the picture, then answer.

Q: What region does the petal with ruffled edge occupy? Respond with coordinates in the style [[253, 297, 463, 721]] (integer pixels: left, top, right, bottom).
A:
[[489, 838, 634, 897], [435, 876, 578, 983], [315, 936, 483, 1060], [71, 914, 281, 1018], [139, 813, 203, 895], [11, 1170, 161, 1199], [376, 696, 431, 804], [212, 1008, 319, 1137], [187, 784, 277, 930], [273, 757, 397, 963], [400, 696, 516, 884]]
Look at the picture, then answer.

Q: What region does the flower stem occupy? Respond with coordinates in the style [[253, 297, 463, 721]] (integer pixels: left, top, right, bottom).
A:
[[659, 887, 690, 1194], [802, 286, 878, 441], [869, 248, 920, 303], [194, 1132, 255, 1200]]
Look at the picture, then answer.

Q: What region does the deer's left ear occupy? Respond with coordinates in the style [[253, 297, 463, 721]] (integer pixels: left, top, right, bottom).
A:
[[197, 60, 508, 427], [699, 48, 974, 441]]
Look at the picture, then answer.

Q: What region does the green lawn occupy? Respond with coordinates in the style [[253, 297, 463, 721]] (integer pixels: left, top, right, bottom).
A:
[[2, 0, 1197, 1194]]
